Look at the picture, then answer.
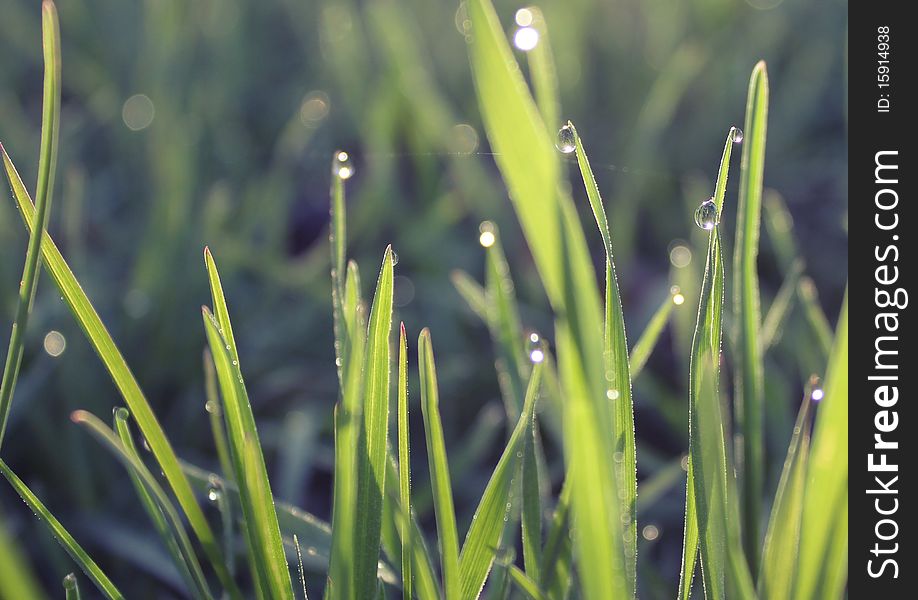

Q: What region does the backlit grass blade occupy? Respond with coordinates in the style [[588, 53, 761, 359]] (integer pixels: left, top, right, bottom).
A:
[[797, 277, 833, 361], [204, 349, 235, 484], [680, 129, 736, 600], [0, 458, 124, 600], [73, 410, 213, 600], [2, 143, 239, 599], [524, 6, 559, 141], [0, 0, 60, 448], [677, 458, 698, 600], [0, 515, 45, 599], [520, 413, 542, 581], [466, 2, 623, 597], [539, 479, 572, 600], [418, 328, 460, 600], [630, 290, 678, 379], [733, 61, 768, 568], [451, 270, 489, 322], [759, 377, 816, 599], [64, 573, 81, 600], [794, 291, 848, 600], [397, 323, 413, 599], [351, 247, 395, 596], [293, 535, 308, 600], [761, 260, 803, 351], [113, 408, 203, 598], [508, 565, 547, 600], [202, 304, 292, 599], [459, 357, 543, 599], [330, 156, 348, 385]]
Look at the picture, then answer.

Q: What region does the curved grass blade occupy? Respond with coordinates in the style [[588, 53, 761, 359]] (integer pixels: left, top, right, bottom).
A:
[[418, 329, 460, 600], [758, 377, 816, 599], [0, 0, 61, 448], [64, 573, 81, 600], [733, 62, 768, 569], [0, 458, 124, 600], [113, 408, 206, 599], [396, 323, 413, 599], [73, 410, 213, 600], [629, 290, 678, 380], [351, 247, 395, 597], [1, 146, 240, 599], [794, 291, 848, 600], [465, 3, 623, 597], [679, 129, 737, 600], [508, 565, 547, 600], [459, 357, 543, 599]]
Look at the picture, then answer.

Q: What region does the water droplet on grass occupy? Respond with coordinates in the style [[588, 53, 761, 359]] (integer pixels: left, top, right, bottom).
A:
[[333, 151, 354, 180], [207, 488, 221, 502], [527, 332, 545, 363], [556, 125, 576, 154], [694, 198, 718, 230], [478, 221, 496, 247], [730, 126, 744, 143], [513, 26, 539, 51]]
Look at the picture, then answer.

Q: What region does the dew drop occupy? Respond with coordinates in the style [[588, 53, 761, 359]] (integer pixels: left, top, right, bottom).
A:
[[390, 251, 399, 266], [478, 221, 496, 248], [513, 26, 539, 51], [642, 524, 660, 541], [207, 488, 221, 502], [811, 388, 824, 402], [606, 389, 620, 401], [205, 400, 218, 414], [694, 197, 718, 230], [670, 285, 685, 306], [556, 124, 576, 154], [730, 126, 744, 144], [333, 151, 355, 180], [527, 332, 545, 363]]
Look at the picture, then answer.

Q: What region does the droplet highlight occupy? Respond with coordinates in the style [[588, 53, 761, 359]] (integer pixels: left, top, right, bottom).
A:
[[513, 26, 539, 51], [556, 124, 576, 154], [333, 151, 355, 180], [730, 126, 744, 144], [479, 221, 496, 248], [527, 332, 545, 364], [694, 197, 718, 230]]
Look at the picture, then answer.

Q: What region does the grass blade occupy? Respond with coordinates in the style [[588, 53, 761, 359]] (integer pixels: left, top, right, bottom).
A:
[[113, 408, 205, 598], [568, 121, 637, 585], [397, 323, 413, 599], [204, 349, 235, 484], [351, 247, 395, 596], [466, 3, 623, 597], [794, 291, 848, 599], [1, 143, 239, 600], [797, 277, 834, 361], [761, 260, 803, 351], [459, 357, 543, 599], [330, 155, 349, 385], [538, 478, 572, 600], [733, 61, 768, 569], [418, 329, 461, 600], [681, 129, 737, 600], [293, 535, 308, 600], [677, 458, 699, 600], [508, 565, 547, 600], [0, 0, 61, 448], [0, 458, 124, 600], [73, 410, 213, 600], [64, 573, 81, 600], [520, 413, 542, 582], [0, 515, 45, 600], [758, 377, 816, 599], [630, 290, 679, 379], [524, 7, 559, 137]]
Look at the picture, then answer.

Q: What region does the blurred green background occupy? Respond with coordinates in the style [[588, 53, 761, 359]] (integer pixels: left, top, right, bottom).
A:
[[0, 0, 846, 597]]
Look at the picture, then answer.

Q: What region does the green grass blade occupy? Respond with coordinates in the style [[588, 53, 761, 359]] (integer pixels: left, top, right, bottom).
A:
[[539, 478, 572, 600], [524, 7, 559, 141], [520, 413, 542, 581], [682, 129, 737, 600], [465, 3, 623, 597], [794, 291, 848, 600], [419, 329, 461, 600], [508, 565, 547, 600], [201, 304, 292, 599], [759, 378, 816, 599], [0, 515, 45, 600], [0, 458, 124, 600], [733, 61, 768, 569], [204, 349, 235, 484], [459, 358, 543, 599], [397, 323, 413, 599], [113, 408, 205, 598], [629, 290, 678, 379], [677, 457, 699, 600], [761, 260, 803, 351], [797, 277, 834, 361], [451, 270, 489, 322], [351, 247, 395, 596], [330, 155, 349, 385], [73, 410, 213, 600], [293, 535, 308, 600], [0, 0, 61, 448], [567, 120, 637, 588], [1, 144, 239, 599], [64, 573, 81, 600]]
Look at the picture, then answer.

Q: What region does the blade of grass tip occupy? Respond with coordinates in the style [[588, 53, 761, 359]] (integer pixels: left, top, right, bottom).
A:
[[797, 277, 833, 361], [761, 260, 804, 351], [113, 408, 204, 598], [204, 349, 235, 484], [459, 356, 544, 599], [63, 573, 81, 600], [0, 0, 61, 449], [733, 61, 768, 570], [201, 306, 292, 599], [330, 152, 349, 385], [508, 565, 547, 600], [682, 128, 737, 600], [794, 291, 848, 600], [758, 376, 817, 599], [465, 2, 621, 597], [568, 120, 637, 587], [73, 410, 213, 600], [630, 289, 680, 380], [397, 323, 413, 600], [0, 515, 45, 600], [524, 7, 559, 136], [418, 329, 461, 600], [351, 247, 395, 597], [293, 535, 308, 600], [1, 149, 239, 598], [0, 458, 124, 600]]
